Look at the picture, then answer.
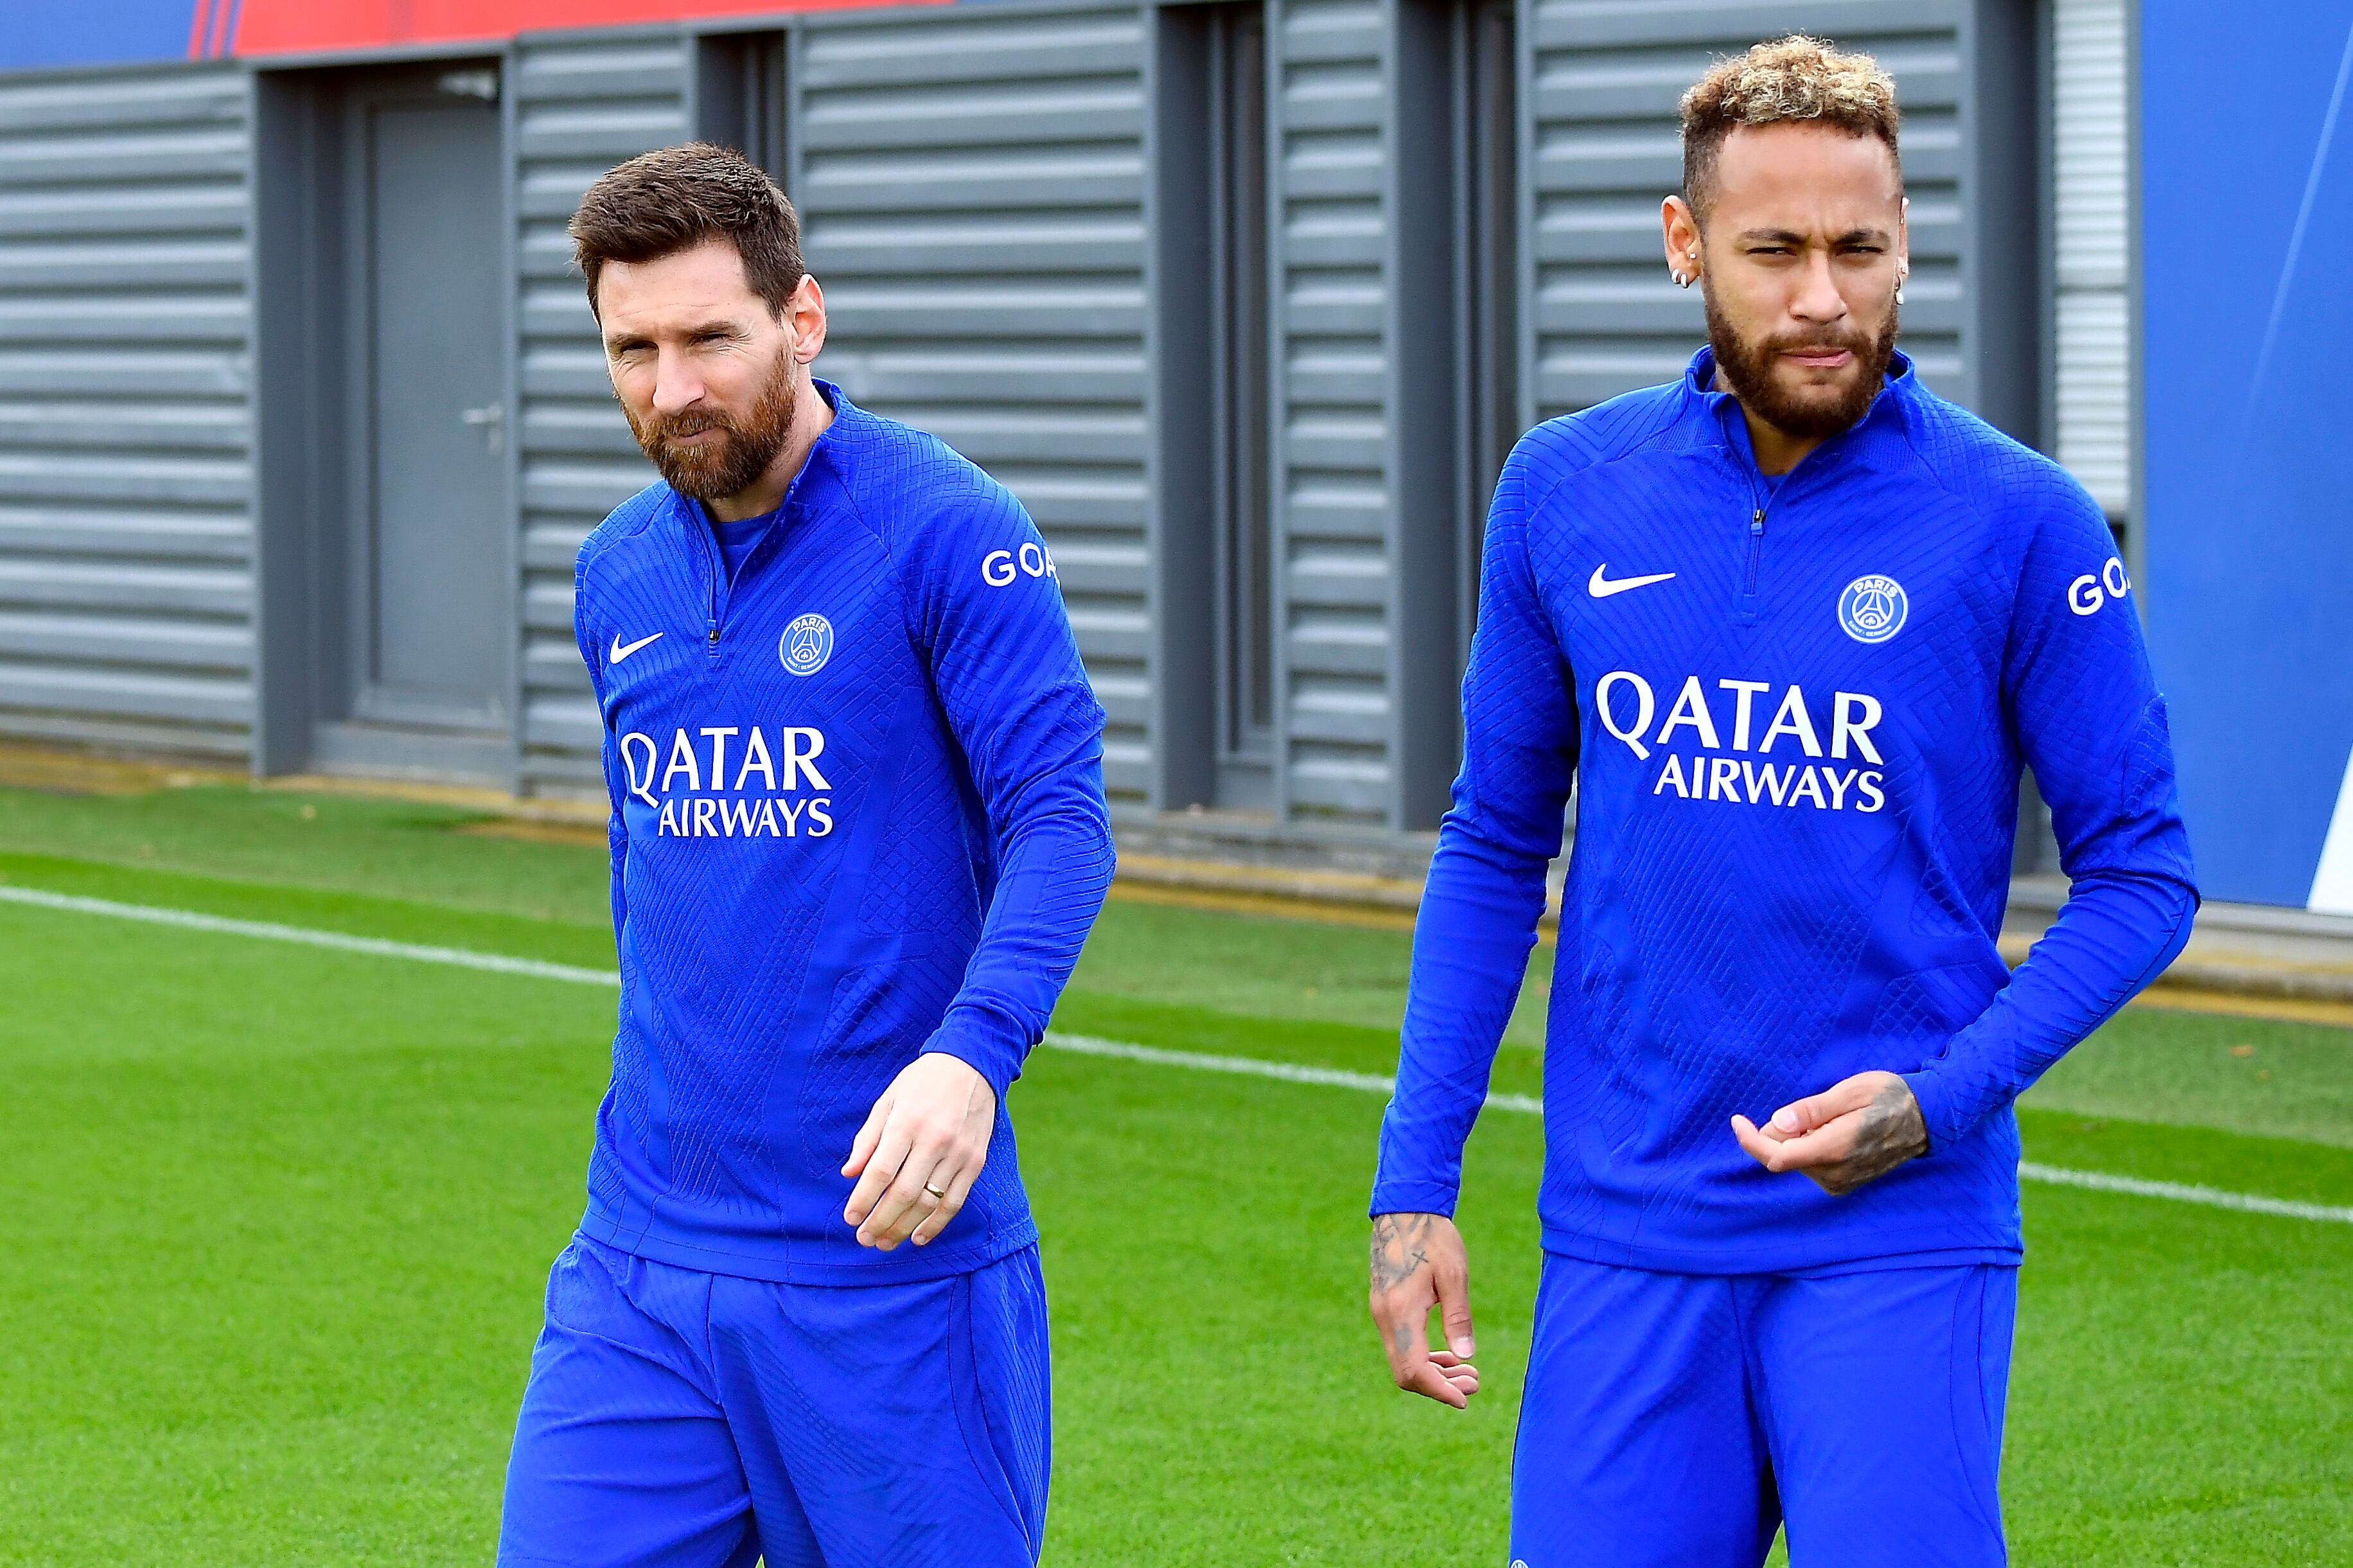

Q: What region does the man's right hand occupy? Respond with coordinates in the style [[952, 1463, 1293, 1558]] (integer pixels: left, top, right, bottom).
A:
[[1368, 1212, 1480, 1409]]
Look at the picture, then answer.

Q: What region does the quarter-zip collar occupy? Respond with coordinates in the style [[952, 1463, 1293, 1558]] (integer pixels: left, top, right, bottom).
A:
[[1673, 346, 1917, 623], [665, 378, 859, 653], [1679, 344, 1919, 496]]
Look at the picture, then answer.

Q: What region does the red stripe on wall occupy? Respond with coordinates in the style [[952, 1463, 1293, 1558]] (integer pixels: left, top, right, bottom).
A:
[[186, 0, 217, 58], [233, 0, 949, 57]]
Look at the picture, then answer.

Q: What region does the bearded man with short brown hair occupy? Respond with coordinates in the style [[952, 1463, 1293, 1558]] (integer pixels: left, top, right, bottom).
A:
[[497, 143, 1111, 1568]]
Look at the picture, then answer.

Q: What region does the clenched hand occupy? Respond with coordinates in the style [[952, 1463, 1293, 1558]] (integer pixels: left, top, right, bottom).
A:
[[1367, 1212, 1481, 1409], [1731, 1068, 1928, 1196], [842, 1052, 996, 1250]]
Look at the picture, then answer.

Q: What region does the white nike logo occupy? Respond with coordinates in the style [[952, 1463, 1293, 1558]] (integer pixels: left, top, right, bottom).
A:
[[1588, 564, 1677, 598], [609, 631, 663, 664]]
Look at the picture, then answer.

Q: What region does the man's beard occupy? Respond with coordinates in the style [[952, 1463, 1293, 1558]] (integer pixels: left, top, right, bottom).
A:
[[626, 351, 797, 501], [1704, 288, 1898, 441]]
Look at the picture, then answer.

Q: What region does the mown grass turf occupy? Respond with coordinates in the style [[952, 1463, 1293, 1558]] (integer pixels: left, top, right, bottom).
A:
[[1, 778, 2341, 1144], [0, 780, 2349, 1563]]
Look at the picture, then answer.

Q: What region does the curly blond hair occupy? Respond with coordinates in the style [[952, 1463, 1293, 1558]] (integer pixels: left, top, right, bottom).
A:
[[1679, 36, 1901, 215]]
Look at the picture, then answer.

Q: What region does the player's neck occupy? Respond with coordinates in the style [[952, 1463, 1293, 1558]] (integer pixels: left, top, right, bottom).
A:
[[1714, 366, 1824, 477], [707, 376, 838, 523]]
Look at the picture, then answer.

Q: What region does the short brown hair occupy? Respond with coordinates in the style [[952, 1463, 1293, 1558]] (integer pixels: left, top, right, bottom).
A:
[[1679, 36, 1901, 218], [569, 142, 806, 319]]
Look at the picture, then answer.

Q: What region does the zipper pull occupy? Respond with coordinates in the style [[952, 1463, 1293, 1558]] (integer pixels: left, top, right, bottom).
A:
[[706, 621, 719, 646], [1751, 509, 1766, 534]]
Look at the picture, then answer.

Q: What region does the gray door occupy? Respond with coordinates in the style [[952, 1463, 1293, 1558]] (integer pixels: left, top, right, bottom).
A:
[[344, 70, 507, 734]]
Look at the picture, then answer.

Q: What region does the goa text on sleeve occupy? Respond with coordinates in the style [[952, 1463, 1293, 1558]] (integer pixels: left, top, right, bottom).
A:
[[1901, 460, 2196, 1150], [884, 473, 1114, 1104]]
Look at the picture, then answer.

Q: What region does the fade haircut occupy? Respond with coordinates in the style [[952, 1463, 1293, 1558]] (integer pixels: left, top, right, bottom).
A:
[[569, 142, 805, 320], [1679, 36, 1901, 220]]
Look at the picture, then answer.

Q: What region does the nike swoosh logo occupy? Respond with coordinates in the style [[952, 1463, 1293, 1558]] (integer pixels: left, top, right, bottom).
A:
[[609, 631, 663, 664], [1588, 565, 1677, 598]]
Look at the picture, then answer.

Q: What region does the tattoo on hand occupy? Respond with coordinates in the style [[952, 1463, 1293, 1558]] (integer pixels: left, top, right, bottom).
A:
[[1370, 1212, 1435, 1294], [1821, 1079, 1930, 1195]]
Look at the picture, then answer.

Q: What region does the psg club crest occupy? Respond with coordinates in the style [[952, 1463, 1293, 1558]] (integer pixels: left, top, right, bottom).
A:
[[1838, 575, 1907, 644], [780, 613, 833, 676]]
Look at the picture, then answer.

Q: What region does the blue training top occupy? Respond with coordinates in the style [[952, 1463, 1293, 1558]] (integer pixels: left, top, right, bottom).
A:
[[707, 504, 778, 583], [1371, 348, 2198, 1275], [572, 383, 1113, 1284]]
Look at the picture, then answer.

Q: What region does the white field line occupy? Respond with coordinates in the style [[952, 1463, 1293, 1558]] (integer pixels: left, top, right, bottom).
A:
[[1043, 1034, 2353, 1224], [1041, 1030, 1545, 1113], [0, 883, 621, 988], [2011, 1162, 2353, 1224], [8, 883, 2350, 1227]]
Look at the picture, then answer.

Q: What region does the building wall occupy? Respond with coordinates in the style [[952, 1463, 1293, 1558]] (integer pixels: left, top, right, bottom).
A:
[[2050, 0, 2131, 524], [6, 0, 2300, 895], [791, 5, 1158, 800], [0, 63, 254, 757], [511, 30, 695, 791]]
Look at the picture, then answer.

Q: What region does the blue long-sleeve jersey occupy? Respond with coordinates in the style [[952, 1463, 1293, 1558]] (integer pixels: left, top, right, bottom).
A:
[[1371, 349, 2197, 1274], [571, 383, 1113, 1284]]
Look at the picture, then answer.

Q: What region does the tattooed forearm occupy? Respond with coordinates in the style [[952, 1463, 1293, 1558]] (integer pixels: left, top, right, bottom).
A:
[[1370, 1212, 1437, 1293]]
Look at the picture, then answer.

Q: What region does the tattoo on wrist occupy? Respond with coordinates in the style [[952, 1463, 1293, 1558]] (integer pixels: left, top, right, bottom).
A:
[[1370, 1212, 1436, 1294]]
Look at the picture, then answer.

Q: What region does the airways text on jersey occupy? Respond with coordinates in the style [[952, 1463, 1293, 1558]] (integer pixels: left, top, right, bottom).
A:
[[1595, 671, 1888, 813], [619, 722, 835, 840]]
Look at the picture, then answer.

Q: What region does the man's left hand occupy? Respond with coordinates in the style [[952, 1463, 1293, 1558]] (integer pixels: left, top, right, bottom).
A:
[[1731, 1070, 1928, 1196], [842, 1052, 997, 1250]]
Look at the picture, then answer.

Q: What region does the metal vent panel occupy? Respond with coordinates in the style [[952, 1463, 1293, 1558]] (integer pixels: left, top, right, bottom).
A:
[[513, 34, 690, 788], [0, 66, 251, 757], [2052, 0, 2131, 515], [1274, 0, 1392, 822], [797, 4, 1152, 799]]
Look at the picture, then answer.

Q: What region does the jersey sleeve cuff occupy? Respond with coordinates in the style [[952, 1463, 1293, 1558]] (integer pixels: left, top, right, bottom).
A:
[[1368, 1180, 1461, 1220], [925, 1002, 1033, 1104], [1900, 1068, 1965, 1154]]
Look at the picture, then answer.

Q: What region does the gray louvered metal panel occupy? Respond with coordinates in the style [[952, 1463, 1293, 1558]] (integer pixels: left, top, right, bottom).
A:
[[796, 4, 1152, 800], [1272, 0, 1393, 823], [2052, 0, 2130, 516], [513, 33, 691, 789], [0, 64, 251, 759], [1525, 1, 1968, 419]]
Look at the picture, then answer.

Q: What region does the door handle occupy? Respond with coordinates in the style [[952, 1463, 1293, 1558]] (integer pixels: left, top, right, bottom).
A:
[[461, 403, 505, 457]]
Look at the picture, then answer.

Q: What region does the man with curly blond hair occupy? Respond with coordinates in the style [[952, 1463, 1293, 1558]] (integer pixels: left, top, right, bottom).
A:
[[1368, 37, 2196, 1567]]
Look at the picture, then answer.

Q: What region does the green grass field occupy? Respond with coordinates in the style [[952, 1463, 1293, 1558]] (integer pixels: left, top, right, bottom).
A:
[[0, 777, 2348, 1565]]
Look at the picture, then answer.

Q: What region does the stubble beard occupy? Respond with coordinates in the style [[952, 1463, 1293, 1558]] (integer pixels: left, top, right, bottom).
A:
[[626, 348, 798, 502], [1704, 286, 1898, 442]]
